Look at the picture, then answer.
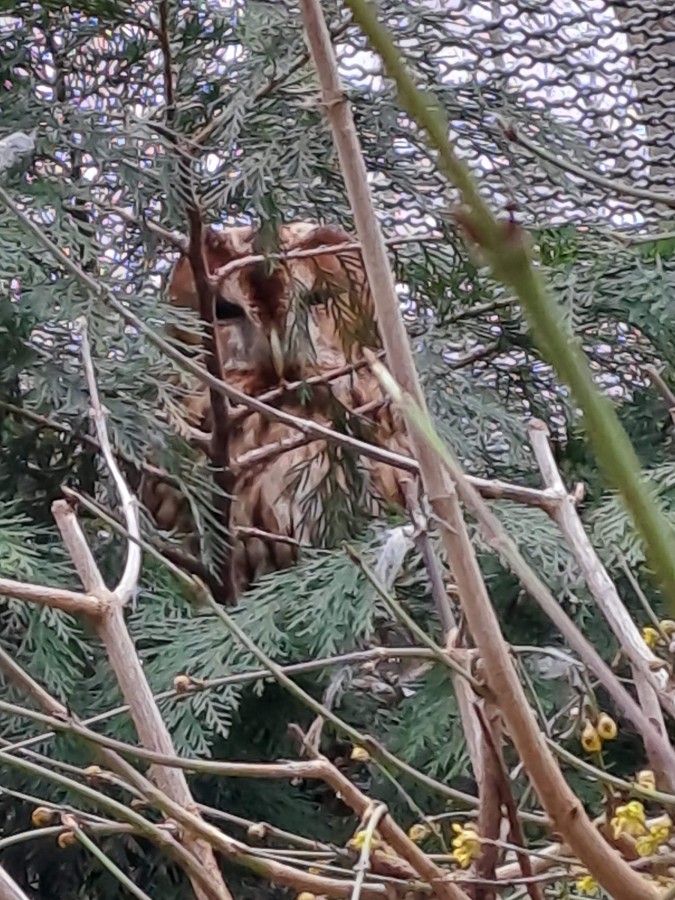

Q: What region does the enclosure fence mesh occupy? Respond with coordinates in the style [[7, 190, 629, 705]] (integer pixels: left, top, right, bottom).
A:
[[335, 0, 675, 231]]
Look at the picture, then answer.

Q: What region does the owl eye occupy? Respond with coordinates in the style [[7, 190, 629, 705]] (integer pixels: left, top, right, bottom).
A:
[[215, 296, 246, 320]]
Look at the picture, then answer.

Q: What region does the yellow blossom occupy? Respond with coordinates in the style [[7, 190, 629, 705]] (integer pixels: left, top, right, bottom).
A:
[[576, 873, 599, 895], [635, 815, 672, 857], [643, 626, 661, 648], [451, 822, 481, 869], [610, 800, 647, 839], [350, 745, 370, 762], [636, 769, 656, 791], [659, 619, 675, 635], [596, 712, 618, 741], [407, 823, 431, 843], [581, 721, 602, 753], [349, 829, 380, 852]]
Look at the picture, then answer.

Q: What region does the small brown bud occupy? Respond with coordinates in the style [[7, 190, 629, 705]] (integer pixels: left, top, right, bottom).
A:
[[173, 674, 192, 693], [58, 831, 77, 848], [31, 807, 57, 827]]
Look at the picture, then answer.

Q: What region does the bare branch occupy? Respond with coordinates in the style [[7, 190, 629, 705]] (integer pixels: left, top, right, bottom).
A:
[[105, 206, 188, 252], [77, 317, 141, 606], [290, 726, 469, 900], [504, 119, 675, 211], [184, 203, 235, 602], [0, 577, 103, 616], [529, 419, 675, 781], [301, 1, 666, 896]]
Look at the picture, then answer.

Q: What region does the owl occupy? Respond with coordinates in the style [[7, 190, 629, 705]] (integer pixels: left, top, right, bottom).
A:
[[142, 221, 413, 598]]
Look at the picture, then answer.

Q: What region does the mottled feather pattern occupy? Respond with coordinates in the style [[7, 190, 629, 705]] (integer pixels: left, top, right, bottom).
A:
[[141, 221, 412, 596]]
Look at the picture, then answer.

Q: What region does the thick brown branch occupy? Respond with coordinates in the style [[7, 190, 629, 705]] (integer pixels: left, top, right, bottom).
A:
[[300, 3, 661, 898], [0, 577, 103, 616], [186, 204, 235, 602]]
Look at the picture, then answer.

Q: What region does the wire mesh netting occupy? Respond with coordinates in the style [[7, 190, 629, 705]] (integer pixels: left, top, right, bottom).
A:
[[4, 0, 675, 241], [338, 0, 675, 230]]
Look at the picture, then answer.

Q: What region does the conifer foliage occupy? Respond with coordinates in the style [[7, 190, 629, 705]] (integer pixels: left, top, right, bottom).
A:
[[1, 2, 675, 899]]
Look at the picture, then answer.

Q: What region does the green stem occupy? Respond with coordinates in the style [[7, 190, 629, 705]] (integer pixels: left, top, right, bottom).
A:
[[72, 825, 154, 900], [344, 0, 675, 607]]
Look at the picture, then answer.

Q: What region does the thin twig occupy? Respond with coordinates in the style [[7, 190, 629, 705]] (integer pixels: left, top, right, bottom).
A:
[[290, 726, 465, 900], [504, 119, 675, 211], [346, 544, 480, 688], [78, 317, 141, 606], [350, 804, 388, 900], [0, 399, 175, 485], [64, 816, 154, 900], [645, 365, 675, 425]]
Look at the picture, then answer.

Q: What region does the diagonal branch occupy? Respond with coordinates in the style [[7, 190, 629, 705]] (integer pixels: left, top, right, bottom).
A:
[[184, 203, 235, 602], [300, 2, 665, 898], [48, 320, 233, 900], [529, 419, 675, 778]]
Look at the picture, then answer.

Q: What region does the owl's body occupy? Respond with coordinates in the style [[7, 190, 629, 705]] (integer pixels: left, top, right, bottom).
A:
[[142, 221, 412, 597]]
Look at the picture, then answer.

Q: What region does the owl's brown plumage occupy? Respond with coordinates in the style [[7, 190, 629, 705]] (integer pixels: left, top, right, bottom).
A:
[[142, 221, 413, 597]]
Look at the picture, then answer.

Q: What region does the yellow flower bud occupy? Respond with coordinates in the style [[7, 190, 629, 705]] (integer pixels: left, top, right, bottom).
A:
[[635, 816, 672, 857], [350, 745, 370, 762], [643, 626, 661, 648], [576, 873, 599, 895], [348, 828, 382, 852], [451, 822, 481, 868], [296, 894, 316, 900], [659, 619, 675, 635], [610, 801, 647, 839], [581, 721, 602, 753], [596, 713, 618, 741], [407, 823, 431, 843]]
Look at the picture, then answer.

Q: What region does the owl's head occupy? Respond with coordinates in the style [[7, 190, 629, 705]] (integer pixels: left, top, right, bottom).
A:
[[168, 221, 378, 385]]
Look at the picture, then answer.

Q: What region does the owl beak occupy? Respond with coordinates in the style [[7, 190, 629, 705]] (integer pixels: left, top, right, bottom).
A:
[[269, 326, 285, 379]]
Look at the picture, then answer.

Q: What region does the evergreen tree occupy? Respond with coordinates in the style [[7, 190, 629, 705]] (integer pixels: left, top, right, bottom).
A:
[[1, 2, 675, 898]]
